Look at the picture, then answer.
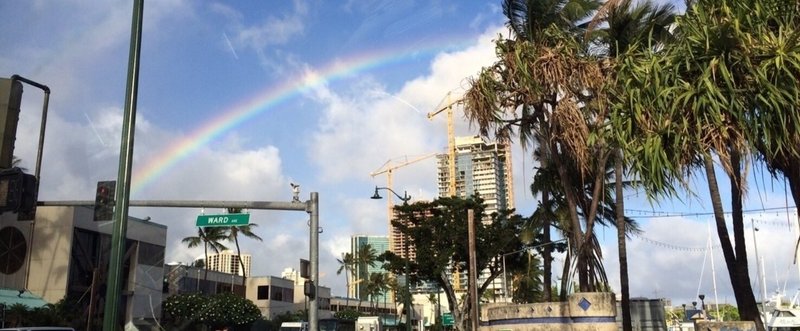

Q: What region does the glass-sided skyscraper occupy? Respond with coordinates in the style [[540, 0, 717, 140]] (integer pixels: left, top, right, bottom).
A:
[[436, 135, 514, 216], [350, 235, 391, 303]]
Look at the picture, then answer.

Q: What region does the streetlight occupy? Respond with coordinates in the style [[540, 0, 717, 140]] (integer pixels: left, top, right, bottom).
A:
[[371, 186, 413, 331], [699, 294, 706, 317], [501, 239, 568, 302], [371, 186, 411, 203]]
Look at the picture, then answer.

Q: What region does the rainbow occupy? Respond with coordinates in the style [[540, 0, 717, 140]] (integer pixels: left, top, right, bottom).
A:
[[129, 34, 479, 194]]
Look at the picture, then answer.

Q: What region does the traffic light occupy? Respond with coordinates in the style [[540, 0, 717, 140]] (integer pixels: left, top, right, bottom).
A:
[[304, 280, 315, 299], [0, 167, 37, 218], [94, 180, 116, 221], [300, 259, 310, 279], [0, 78, 22, 169]]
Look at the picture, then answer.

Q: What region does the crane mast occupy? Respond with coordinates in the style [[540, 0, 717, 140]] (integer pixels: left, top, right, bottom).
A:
[[427, 91, 461, 197]]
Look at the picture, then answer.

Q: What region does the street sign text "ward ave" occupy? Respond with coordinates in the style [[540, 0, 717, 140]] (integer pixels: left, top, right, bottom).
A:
[[196, 213, 250, 227]]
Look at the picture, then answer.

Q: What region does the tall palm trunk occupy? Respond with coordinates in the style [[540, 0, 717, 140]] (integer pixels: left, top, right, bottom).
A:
[[760, 148, 800, 222], [542, 188, 553, 301], [550, 143, 588, 290], [203, 236, 209, 291], [615, 149, 631, 331], [703, 154, 764, 331], [559, 251, 571, 301], [233, 233, 247, 289], [780, 164, 800, 220], [539, 149, 554, 301]]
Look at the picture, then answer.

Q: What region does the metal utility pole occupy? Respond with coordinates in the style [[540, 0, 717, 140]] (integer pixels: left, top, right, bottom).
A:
[[308, 192, 319, 331], [102, 0, 143, 329]]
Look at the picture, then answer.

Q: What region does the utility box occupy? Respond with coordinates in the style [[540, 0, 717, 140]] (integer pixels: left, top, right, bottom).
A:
[[356, 316, 382, 331]]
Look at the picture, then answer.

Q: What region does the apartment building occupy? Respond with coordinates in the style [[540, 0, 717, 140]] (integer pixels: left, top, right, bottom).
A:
[[205, 249, 252, 277]]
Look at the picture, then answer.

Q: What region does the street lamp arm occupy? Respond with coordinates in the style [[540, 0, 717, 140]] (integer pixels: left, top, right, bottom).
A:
[[371, 186, 411, 203], [501, 238, 568, 257]]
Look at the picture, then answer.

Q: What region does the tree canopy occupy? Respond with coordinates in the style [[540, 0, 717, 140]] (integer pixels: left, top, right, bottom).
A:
[[379, 196, 538, 331]]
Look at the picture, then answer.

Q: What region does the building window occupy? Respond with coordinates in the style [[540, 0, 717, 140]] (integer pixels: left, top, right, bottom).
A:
[[282, 287, 295, 302], [257, 285, 269, 300], [138, 242, 165, 266], [271, 286, 284, 301]]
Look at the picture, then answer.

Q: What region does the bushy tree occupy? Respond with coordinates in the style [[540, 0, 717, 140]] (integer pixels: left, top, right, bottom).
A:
[[379, 196, 534, 331], [334, 309, 361, 321], [163, 292, 260, 329]]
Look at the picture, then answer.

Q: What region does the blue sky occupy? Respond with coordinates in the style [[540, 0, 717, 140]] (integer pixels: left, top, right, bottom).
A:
[[1, 0, 797, 309]]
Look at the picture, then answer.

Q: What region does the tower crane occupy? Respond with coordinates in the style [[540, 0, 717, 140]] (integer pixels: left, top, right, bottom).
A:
[[427, 91, 463, 197], [370, 153, 438, 222]]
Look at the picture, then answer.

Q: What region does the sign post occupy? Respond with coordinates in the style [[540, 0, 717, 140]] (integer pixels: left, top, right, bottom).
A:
[[196, 213, 250, 227]]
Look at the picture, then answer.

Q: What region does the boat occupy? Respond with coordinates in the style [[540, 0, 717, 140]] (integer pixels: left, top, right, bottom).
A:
[[763, 291, 800, 331]]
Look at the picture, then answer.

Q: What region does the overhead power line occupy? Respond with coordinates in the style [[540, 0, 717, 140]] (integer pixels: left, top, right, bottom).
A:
[[624, 206, 797, 219]]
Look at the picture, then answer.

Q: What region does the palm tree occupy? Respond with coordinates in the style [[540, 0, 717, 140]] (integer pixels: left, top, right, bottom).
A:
[[182, 227, 228, 286], [226, 223, 262, 287], [224, 207, 262, 288], [336, 252, 356, 307], [611, 1, 800, 329], [593, 1, 675, 329], [366, 272, 391, 314], [467, 0, 610, 292], [530, 153, 641, 298], [355, 244, 378, 300]]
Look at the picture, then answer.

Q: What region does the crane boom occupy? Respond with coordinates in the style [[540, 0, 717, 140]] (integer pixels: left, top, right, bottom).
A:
[[369, 152, 438, 177]]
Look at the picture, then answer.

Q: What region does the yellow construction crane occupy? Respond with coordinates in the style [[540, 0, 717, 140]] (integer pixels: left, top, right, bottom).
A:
[[370, 152, 438, 222], [426, 91, 463, 197]]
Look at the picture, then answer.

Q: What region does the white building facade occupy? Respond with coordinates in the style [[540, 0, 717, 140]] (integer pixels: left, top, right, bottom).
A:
[[205, 250, 252, 277]]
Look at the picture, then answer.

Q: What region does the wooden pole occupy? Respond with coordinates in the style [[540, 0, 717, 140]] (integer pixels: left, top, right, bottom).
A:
[[468, 209, 479, 331]]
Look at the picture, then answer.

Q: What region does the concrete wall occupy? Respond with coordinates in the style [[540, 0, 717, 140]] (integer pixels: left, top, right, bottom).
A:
[[616, 298, 668, 330], [247, 276, 300, 318], [481, 292, 617, 331], [694, 321, 756, 331], [27, 206, 75, 303]]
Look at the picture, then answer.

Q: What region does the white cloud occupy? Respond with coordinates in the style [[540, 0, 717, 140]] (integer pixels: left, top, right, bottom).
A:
[[220, 0, 308, 58], [307, 25, 505, 185]]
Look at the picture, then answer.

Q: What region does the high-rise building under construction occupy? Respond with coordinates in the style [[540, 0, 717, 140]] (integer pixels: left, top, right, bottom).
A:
[[436, 135, 514, 215]]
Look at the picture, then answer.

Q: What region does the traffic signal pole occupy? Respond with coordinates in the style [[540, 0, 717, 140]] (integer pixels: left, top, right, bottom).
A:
[[44, 196, 321, 331], [102, 0, 143, 329], [94, 1, 321, 330]]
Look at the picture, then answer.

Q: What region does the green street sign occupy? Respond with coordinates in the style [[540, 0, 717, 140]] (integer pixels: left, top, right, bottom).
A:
[[196, 213, 250, 227], [441, 313, 454, 326]]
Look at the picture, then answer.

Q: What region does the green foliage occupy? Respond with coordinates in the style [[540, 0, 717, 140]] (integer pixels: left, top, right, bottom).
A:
[[378, 196, 533, 330], [709, 304, 740, 321], [0, 298, 85, 329], [612, 0, 800, 327], [334, 309, 362, 321], [163, 292, 261, 329]]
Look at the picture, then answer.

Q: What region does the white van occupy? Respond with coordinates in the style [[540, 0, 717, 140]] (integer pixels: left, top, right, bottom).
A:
[[278, 321, 308, 331]]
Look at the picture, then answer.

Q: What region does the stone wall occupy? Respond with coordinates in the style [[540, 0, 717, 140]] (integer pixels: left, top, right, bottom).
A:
[[480, 292, 617, 331]]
